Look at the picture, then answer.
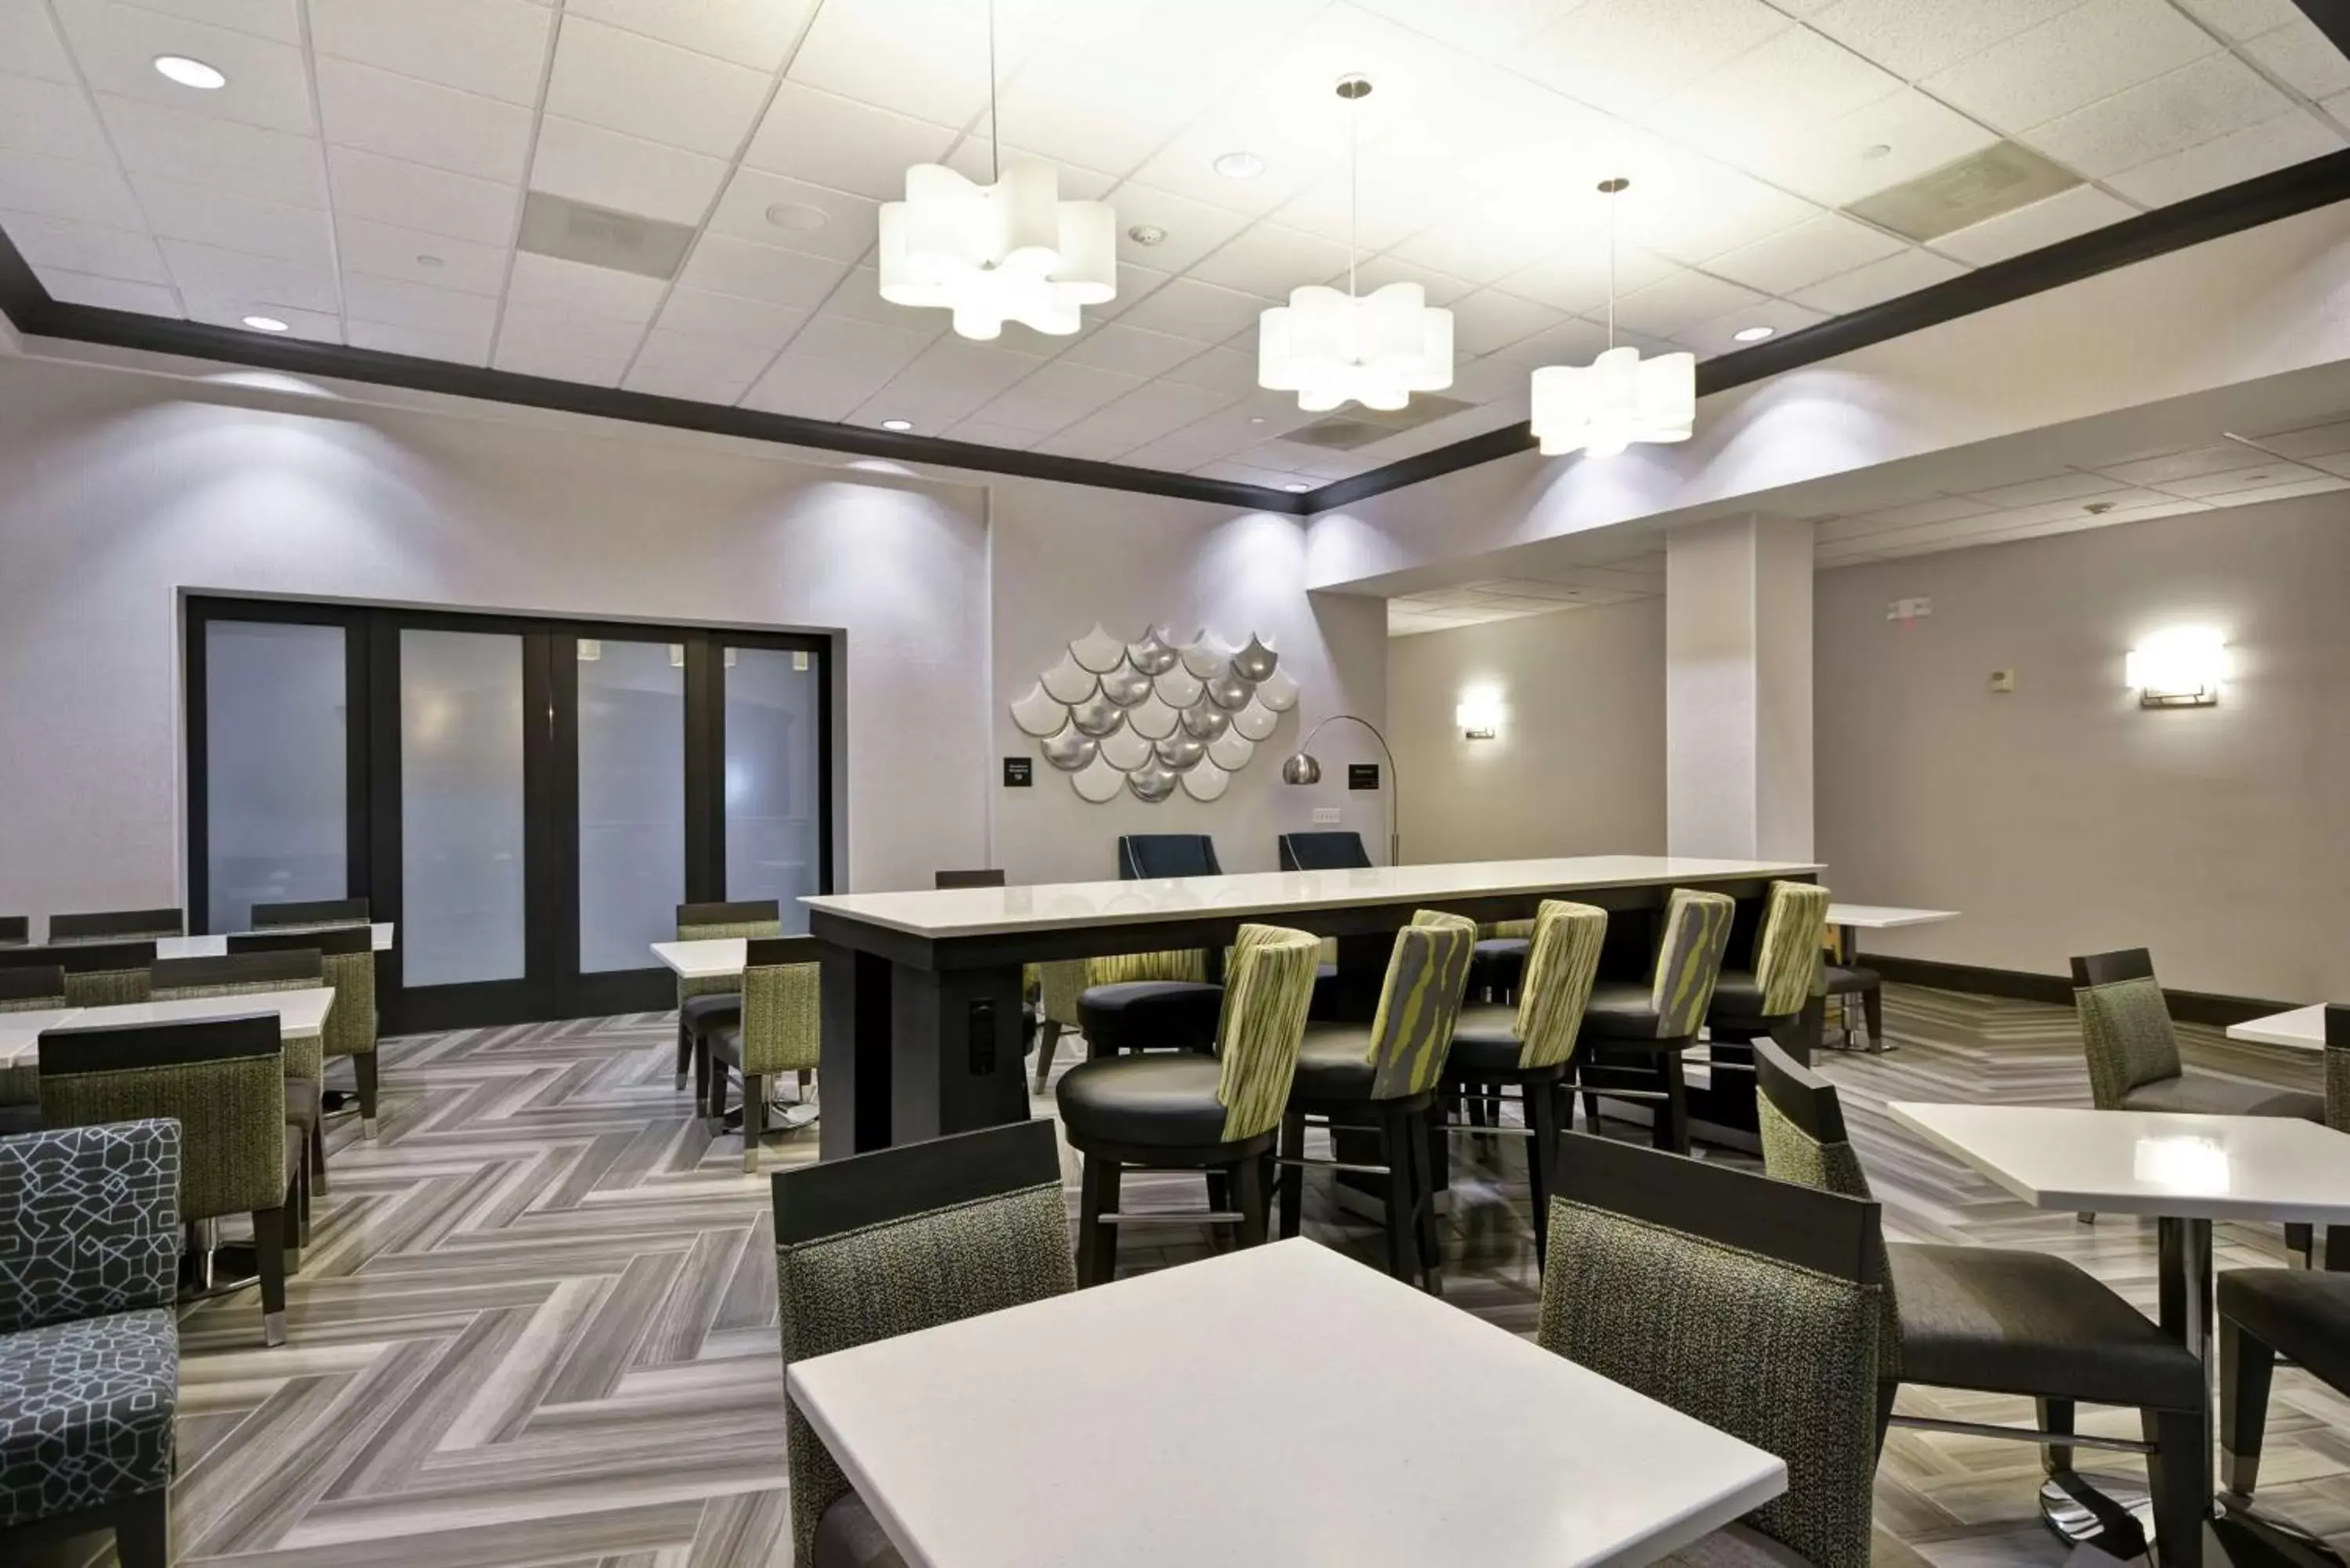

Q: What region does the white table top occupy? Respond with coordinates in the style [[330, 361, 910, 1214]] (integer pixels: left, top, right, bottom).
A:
[[650, 937, 743, 981], [2225, 1004, 2332, 1053], [154, 922, 395, 960], [0, 1010, 84, 1067], [0, 989, 337, 1070], [801, 856, 1821, 941], [787, 1238, 1785, 1568], [1825, 904, 1958, 930], [1888, 1101, 2350, 1224]]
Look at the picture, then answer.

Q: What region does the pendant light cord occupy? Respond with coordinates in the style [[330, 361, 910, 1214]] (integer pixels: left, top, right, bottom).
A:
[[987, 0, 1000, 182], [1347, 88, 1359, 299], [1606, 186, 1618, 350]]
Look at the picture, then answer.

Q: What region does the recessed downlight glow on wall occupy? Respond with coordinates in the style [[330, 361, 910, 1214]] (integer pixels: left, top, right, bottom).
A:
[[241, 315, 291, 333], [154, 55, 226, 89]]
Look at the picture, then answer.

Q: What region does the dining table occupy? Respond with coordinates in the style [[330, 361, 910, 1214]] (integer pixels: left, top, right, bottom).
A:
[[0, 987, 336, 1069], [153, 921, 396, 960]]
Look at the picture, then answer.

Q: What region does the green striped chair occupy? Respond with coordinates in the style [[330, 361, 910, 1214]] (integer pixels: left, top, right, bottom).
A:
[[674, 898, 783, 1102], [703, 936, 822, 1172], [1700, 880, 1831, 1127], [1575, 888, 1736, 1154], [0, 966, 67, 1134], [1276, 912, 1478, 1290], [1057, 923, 1321, 1287], [1439, 899, 1608, 1267], [229, 927, 381, 1138]]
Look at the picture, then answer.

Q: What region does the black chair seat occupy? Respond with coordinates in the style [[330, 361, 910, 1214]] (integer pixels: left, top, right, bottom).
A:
[[812, 1493, 907, 1568], [1705, 970, 1791, 1031], [1889, 1242, 2204, 1411], [708, 1022, 746, 1068], [1444, 1003, 1527, 1078], [1823, 963, 1878, 993], [1582, 980, 1666, 1041], [1076, 980, 1222, 1057], [1469, 936, 1528, 995], [1288, 1022, 1377, 1101], [0, 1308, 179, 1521], [1056, 1053, 1230, 1147], [284, 1078, 318, 1131], [681, 992, 741, 1039], [2119, 1074, 2324, 1121], [0, 1104, 38, 1136], [2219, 1269, 2350, 1392]]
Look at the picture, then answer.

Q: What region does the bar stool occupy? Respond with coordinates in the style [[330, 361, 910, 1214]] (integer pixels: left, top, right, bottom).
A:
[[1698, 879, 1832, 1123], [1574, 888, 1735, 1155], [1467, 919, 1533, 1003], [1057, 923, 1321, 1286], [1275, 912, 1477, 1291], [1823, 960, 1884, 1050], [1077, 834, 1227, 1063]]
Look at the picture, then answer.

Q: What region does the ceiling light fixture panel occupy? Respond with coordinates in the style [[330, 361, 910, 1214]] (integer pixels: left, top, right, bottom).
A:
[[154, 55, 226, 89], [1528, 178, 1694, 459], [880, 162, 1116, 339]]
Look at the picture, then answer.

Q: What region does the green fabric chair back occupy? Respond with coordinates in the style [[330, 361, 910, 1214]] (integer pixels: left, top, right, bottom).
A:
[[1211, 924, 1321, 1143], [1036, 959, 1087, 1028], [1085, 948, 1209, 987], [1480, 916, 1534, 941], [1752, 880, 1832, 1018], [229, 927, 378, 1066], [2324, 1006, 2348, 1135], [154, 951, 327, 1086], [1649, 888, 1734, 1038], [38, 1014, 287, 1223], [2070, 949, 2181, 1109], [742, 937, 823, 1076], [773, 1122, 1073, 1568], [1513, 901, 1609, 1070], [1358, 913, 1477, 1100], [676, 900, 782, 1005]]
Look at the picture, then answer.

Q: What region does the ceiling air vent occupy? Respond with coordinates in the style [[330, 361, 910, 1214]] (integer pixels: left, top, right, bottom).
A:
[[517, 192, 698, 280], [1845, 142, 2081, 244], [1285, 394, 1477, 451]]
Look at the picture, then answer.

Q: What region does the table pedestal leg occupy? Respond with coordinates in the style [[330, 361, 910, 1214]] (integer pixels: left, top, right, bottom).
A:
[[819, 943, 893, 1159], [887, 962, 1029, 1147]]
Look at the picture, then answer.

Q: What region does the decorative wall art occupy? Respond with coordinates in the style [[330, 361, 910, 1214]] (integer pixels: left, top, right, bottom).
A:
[[1009, 624, 1298, 803]]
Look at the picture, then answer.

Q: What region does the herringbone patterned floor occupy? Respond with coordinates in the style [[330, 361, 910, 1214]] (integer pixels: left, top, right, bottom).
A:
[[28, 988, 2350, 1566]]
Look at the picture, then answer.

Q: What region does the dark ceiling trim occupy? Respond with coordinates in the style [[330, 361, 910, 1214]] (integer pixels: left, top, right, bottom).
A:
[[2294, 0, 2350, 57], [1312, 146, 2350, 512]]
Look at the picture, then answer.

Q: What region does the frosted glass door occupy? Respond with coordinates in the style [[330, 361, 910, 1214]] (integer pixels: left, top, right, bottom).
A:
[[724, 647, 822, 931], [577, 640, 684, 972], [204, 620, 347, 933], [400, 628, 527, 987]]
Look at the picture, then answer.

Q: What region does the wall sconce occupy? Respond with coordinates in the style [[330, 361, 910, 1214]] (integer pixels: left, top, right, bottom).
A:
[[2125, 628, 2229, 707], [1455, 688, 1506, 740]]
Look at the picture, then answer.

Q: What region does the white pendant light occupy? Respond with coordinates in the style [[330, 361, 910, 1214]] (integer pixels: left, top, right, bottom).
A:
[[1259, 76, 1452, 413], [877, 0, 1115, 340], [1529, 177, 1695, 458]]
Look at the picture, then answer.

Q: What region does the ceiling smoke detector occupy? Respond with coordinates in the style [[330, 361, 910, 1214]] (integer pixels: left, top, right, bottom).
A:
[[1213, 150, 1266, 179], [765, 201, 830, 232], [1127, 224, 1167, 246]]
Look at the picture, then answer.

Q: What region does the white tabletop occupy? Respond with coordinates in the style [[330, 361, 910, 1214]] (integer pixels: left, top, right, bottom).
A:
[[1825, 904, 1958, 930], [801, 856, 1821, 941], [1888, 1102, 2350, 1225], [153, 922, 395, 960], [2225, 1004, 2332, 1053], [787, 1237, 1785, 1568], [650, 938, 743, 981], [0, 1010, 85, 1068], [0, 989, 334, 1070]]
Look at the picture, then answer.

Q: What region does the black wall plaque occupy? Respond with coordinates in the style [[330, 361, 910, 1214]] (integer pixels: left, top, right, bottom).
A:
[[1003, 757, 1033, 787], [1347, 763, 1380, 791]]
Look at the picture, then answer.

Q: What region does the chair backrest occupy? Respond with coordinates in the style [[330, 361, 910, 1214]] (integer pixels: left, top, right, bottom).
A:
[[1117, 833, 1221, 880], [1542, 1132, 1884, 1568], [933, 869, 1006, 889], [742, 936, 824, 1075], [0, 915, 25, 947], [250, 895, 370, 929], [1750, 880, 1832, 1019], [677, 899, 783, 1002], [1211, 923, 1322, 1142], [0, 1118, 183, 1335], [1277, 831, 1370, 871], [772, 1120, 1073, 1567], [0, 965, 67, 1011], [1647, 889, 1735, 1038], [1354, 913, 1477, 1100], [49, 906, 183, 943], [38, 1014, 287, 1224], [230, 926, 377, 1063], [153, 948, 324, 997], [1513, 901, 1609, 1071], [0, 940, 157, 1006], [2326, 1004, 2348, 1135], [2070, 948, 2181, 1107]]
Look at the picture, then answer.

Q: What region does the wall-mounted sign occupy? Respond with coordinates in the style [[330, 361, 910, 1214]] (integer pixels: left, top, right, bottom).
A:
[[1003, 757, 1033, 787], [1347, 762, 1380, 791]]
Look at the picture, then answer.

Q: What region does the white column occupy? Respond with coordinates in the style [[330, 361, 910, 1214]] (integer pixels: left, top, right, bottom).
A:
[[1665, 512, 1813, 860]]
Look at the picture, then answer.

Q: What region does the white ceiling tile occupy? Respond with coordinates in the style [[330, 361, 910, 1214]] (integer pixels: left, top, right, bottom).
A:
[[1386, 203, 1557, 285], [1197, 459, 1311, 487], [345, 316, 493, 364], [862, 336, 1047, 421], [624, 326, 777, 396], [1087, 262, 1171, 322], [1513, 0, 1793, 117], [1127, 107, 1339, 220], [1643, 27, 1903, 162], [2105, 107, 2343, 204], [2153, 457, 2329, 496], [939, 139, 1118, 200], [1928, 183, 2138, 265], [1158, 345, 1259, 396], [942, 419, 1046, 450], [801, 264, 935, 331], [788, 0, 1025, 127], [1329, 255, 1475, 305], [2170, 0, 2306, 41], [1485, 314, 1614, 368], [341, 272, 501, 334], [0, 149, 144, 227], [492, 339, 632, 385], [990, 39, 1209, 175], [1491, 243, 1676, 315], [2244, 16, 2350, 99], [0, 209, 168, 283], [1109, 184, 1251, 274], [529, 115, 728, 225], [2023, 53, 2293, 179], [703, 168, 880, 263], [1611, 269, 1768, 338], [1806, 0, 2094, 79], [158, 236, 338, 311], [1026, 428, 1134, 461], [1618, 161, 1821, 266], [505, 250, 669, 322], [675, 232, 850, 309], [2308, 453, 2350, 478], [544, 17, 771, 159], [52, 1, 315, 133], [1736, 89, 2003, 210], [308, 0, 552, 104], [1447, 289, 1567, 356], [1922, 0, 2216, 133], [2096, 443, 2275, 484], [315, 56, 533, 182], [35, 267, 181, 313], [337, 218, 509, 294], [1706, 211, 1904, 294], [0, 74, 113, 164], [103, 0, 301, 42], [2251, 417, 2350, 457], [0, 8, 78, 84], [1116, 276, 1272, 342], [565, 0, 820, 70], [971, 359, 1146, 432], [742, 351, 898, 420], [786, 311, 939, 376], [1789, 245, 1968, 313], [1968, 468, 2124, 505], [127, 173, 334, 265], [327, 145, 519, 245], [1271, 159, 1479, 255], [497, 301, 649, 359], [1055, 323, 1206, 378], [2191, 475, 2350, 507], [1676, 296, 1828, 354], [94, 95, 325, 206], [739, 84, 957, 202], [180, 291, 339, 339], [656, 287, 812, 352], [1349, 0, 1567, 59]]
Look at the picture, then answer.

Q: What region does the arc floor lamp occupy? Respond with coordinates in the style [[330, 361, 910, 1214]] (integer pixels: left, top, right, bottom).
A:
[[1281, 714, 1401, 867]]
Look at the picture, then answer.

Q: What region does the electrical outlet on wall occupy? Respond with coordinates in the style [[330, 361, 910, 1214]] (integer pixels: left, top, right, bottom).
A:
[[1312, 807, 1341, 825], [1990, 669, 2016, 693]]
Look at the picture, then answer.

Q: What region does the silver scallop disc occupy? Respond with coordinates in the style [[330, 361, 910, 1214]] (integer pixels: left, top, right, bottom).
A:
[[1231, 634, 1278, 682], [1154, 734, 1206, 771], [1069, 694, 1126, 737], [1099, 660, 1153, 706], [1039, 723, 1098, 771], [1206, 673, 1254, 711], [1126, 628, 1180, 676], [1180, 703, 1231, 740], [1126, 762, 1179, 803]]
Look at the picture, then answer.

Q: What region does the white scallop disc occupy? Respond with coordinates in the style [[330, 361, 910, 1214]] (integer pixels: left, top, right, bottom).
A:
[[1179, 634, 1233, 679], [1041, 650, 1097, 703], [1255, 666, 1300, 713], [1126, 693, 1180, 739], [1010, 681, 1068, 737], [1153, 667, 1204, 708], [1232, 695, 1278, 741], [1207, 729, 1254, 771], [1098, 725, 1153, 771], [1071, 753, 1125, 803], [1070, 622, 1126, 674], [1180, 760, 1231, 802]]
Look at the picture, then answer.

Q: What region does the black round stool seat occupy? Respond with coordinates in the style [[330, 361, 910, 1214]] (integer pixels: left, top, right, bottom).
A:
[[1469, 937, 1528, 998], [1077, 980, 1223, 1058], [1824, 963, 1880, 993], [1056, 1053, 1231, 1147]]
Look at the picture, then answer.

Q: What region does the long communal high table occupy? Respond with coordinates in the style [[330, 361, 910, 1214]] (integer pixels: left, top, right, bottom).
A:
[[801, 855, 1820, 1160]]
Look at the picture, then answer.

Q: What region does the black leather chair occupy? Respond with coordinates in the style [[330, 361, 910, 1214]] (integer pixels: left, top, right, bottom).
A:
[[1117, 833, 1221, 879], [1078, 836, 1227, 1060], [0, 916, 27, 947], [1276, 830, 1369, 870], [2220, 1266, 2350, 1501]]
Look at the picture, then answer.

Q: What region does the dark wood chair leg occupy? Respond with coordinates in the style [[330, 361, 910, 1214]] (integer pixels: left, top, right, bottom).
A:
[[309, 1119, 328, 1194], [1526, 1074, 1559, 1271], [704, 1057, 728, 1129], [692, 1031, 711, 1120], [2036, 1396, 2075, 1477], [1076, 1154, 1119, 1287], [1873, 1378, 1897, 1460], [741, 1072, 765, 1172], [254, 1205, 288, 1346], [2219, 1317, 2275, 1497], [1277, 1109, 1307, 1240], [111, 1487, 170, 1568], [2284, 1222, 2313, 1266], [1231, 1155, 1268, 1248], [1032, 1019, 1063, 1093], [355, 1053, 381, 1138], [2328, 1224, 2350, 1272], [675, 1015, 692, 1090], [1379, 1105, 1413, 1284], [1861, 982, 1884, 1050], [1654, 1049, 1690, 1154], [2144, 1407, 2210, 1568], [1406, 1107, 1442, 1295]]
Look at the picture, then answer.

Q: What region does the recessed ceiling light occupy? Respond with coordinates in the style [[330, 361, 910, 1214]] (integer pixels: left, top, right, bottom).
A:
[[880, 418, 913, 432], [1248, 415, 1266, 425], [154, 55, 226, 89], [1126, 223, 1167, 247], [1733, 325, 1776, 342], [1284, 482, 1311, 493], [241, 315, 290, 333], [415, 253, 445, 269], [1213, 150, 1265, 180], [2083, 500, 2117, 515], [1860, 143, 1893, 161], [765, 201, 830, 232]]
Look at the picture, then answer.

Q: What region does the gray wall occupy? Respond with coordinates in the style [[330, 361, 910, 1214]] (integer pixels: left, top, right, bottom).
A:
[[1817, 494, 2350, 1001], [1385, 599, 1667, 865]]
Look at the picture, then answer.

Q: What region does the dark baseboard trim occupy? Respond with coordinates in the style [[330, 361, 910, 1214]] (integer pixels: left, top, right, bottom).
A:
[[1870, 956, 2296, 1030]]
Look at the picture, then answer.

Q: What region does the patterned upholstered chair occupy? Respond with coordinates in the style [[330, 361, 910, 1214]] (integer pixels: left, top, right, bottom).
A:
[[0, 1119, 182, 1568], [1438, 899, 1607, 1266], [1276, 912, 1477, 1290], [1753, 1040, 2207, 1559], [1574, 888, 1736, 1154], [1540, 1129, 1883, 1568], [0, 941, 157, 1007], [706, 936, 822, 1172], [1058, 923, 1321, 1286], [249, 896, 370, 929], [39, 1015, 297, 1346], [0, 966, 67, 1135], [2073, 949, 2323, 1120], [1077, 835, 1229, 1062], [773, 1120, 1073, 1568], [47, 909, 183, 945], [673, 899, 783, 1100], [230, 926, 381, 1138]]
